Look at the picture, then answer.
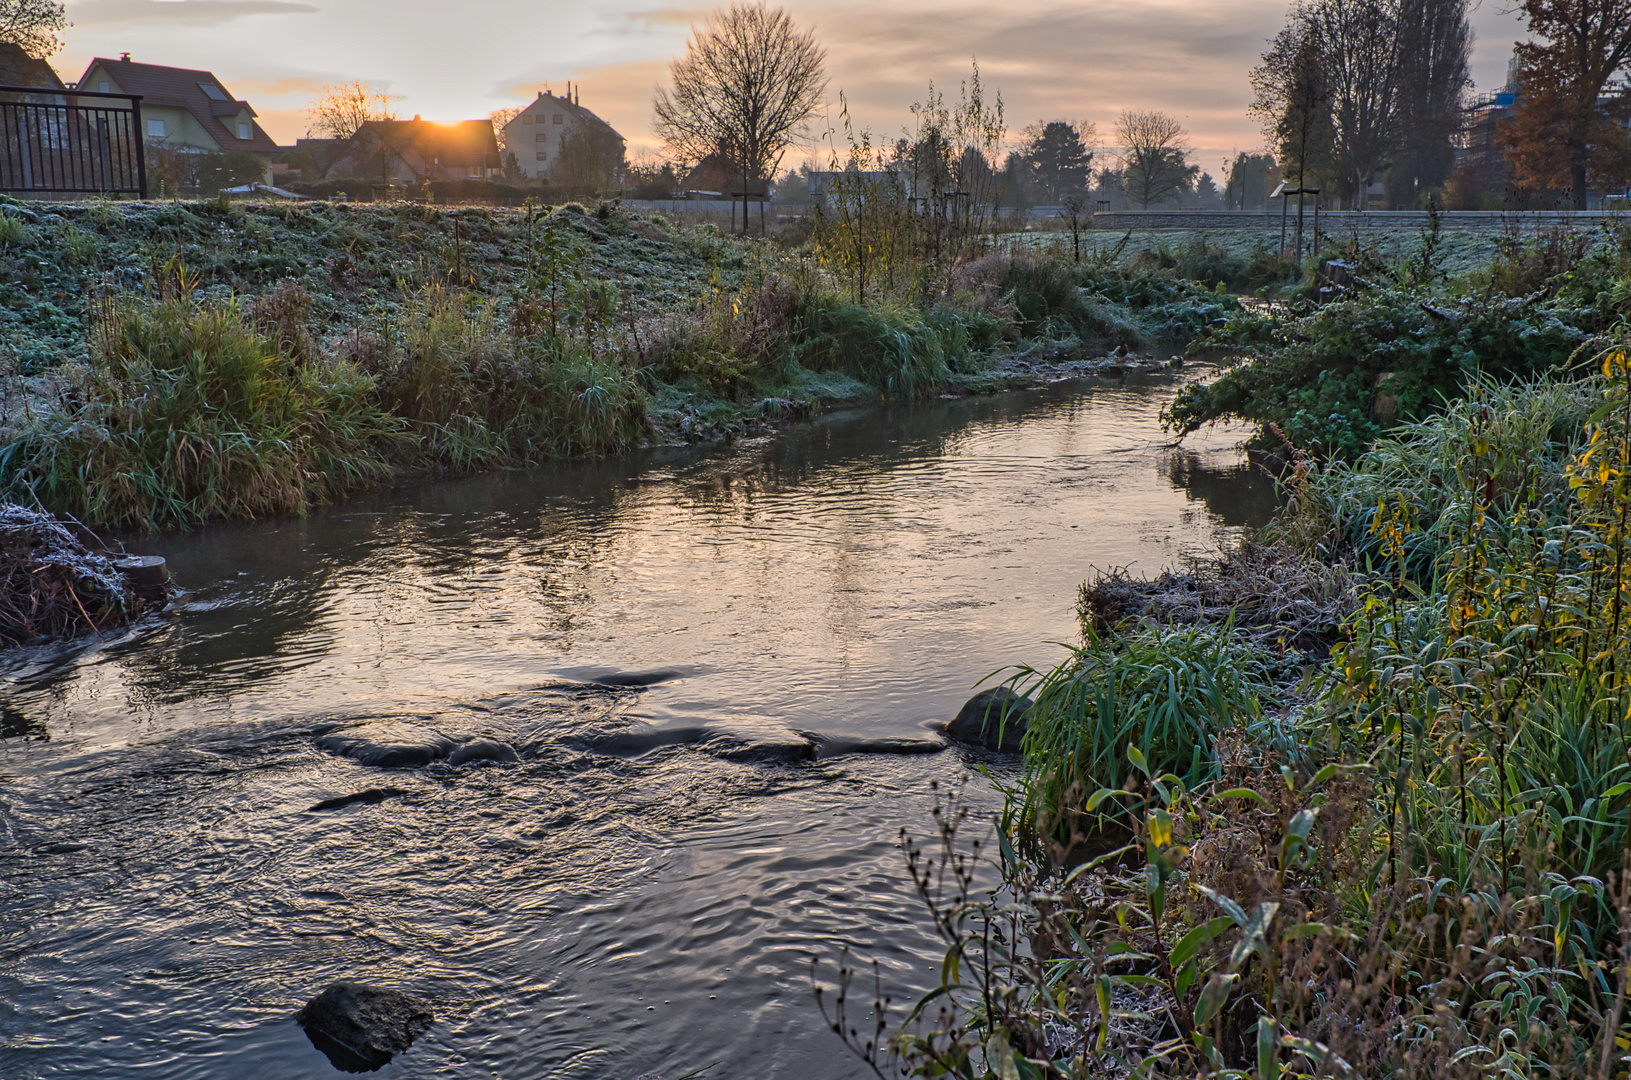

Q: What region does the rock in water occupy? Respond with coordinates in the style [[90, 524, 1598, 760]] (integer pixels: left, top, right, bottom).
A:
[[297, 982, 432, 1072], [448, 739, 519, 766], [944, 688, 1034, 753]]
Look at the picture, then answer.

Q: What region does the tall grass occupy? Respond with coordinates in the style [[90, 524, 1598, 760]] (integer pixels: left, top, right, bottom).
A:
[[1010, 622, 1282, 845], [847, 364, 1631, 1079], [349, 283, 647, 469], [1, 283, 648, 530], [1, 294, 396, 530]]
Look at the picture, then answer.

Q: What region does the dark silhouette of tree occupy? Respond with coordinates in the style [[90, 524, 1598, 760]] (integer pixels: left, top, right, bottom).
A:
[[1116, 109, 1197, 208], [654, 2, 826, 227], [1312, 0, 1406, 207], [1501, 0, 1631, 208], [1252, 13, 1336, 201], [1020, 120, 1094, 203], [1224, 152, 1279, 209], [0, 0, 66, 58], [305, 81, 398, 140], [1386, 0, 1471, 206], [556, 119, 627, 191]]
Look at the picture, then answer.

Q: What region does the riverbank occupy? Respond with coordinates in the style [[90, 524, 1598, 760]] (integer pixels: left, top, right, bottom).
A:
[[882, 370, 1631, 1079], [0, 375, 1265, 1079], [0, 196, 1231, 531]]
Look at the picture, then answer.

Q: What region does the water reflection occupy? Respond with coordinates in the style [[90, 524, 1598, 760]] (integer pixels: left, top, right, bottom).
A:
[[1162, 447, 1282, 529], [0, 375, 1276, 1080]]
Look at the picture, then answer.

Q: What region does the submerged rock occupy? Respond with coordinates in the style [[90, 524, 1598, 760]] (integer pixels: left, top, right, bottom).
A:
[[296, 981, 433, 1072], [306, 787, 407, 812], [315, 727, 456, 768], [587, 669, 685, 688], [944, 687, 1034, 753], [448, 739, 519, 766]]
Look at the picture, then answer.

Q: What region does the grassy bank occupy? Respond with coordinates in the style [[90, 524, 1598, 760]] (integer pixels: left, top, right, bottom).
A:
[[0, 196, 1234, 531], [1164, 220, 1631, 458], [846, 369, 1631, 1079]]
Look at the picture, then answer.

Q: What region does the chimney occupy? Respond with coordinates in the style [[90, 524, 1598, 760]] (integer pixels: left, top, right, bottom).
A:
[[413, 114, 421, 121], [120, 52, 131, 62], [537, 91, 543, 100]]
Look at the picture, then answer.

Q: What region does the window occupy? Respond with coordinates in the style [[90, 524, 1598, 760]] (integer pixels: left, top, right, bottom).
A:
[[98, 81, 109, 94], [535, 132, 546, 143], [522, 115, 532, 124], [146, 119, 165, 137], [554, 114, 563, 124], [199, 83, 228, 102], [238, 122, 251, 140], [535, 151, 547, 161]]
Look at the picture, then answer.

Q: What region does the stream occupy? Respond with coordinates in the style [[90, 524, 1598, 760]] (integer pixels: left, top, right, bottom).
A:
[[0, 373, 1275, 1079]]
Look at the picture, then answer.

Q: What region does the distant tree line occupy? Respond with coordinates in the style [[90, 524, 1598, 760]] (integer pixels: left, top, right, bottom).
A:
[[1251, 0, 1470, 210]]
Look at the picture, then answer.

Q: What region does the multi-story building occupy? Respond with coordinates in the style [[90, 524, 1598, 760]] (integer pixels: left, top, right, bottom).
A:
[[499, 85, 624, 184]]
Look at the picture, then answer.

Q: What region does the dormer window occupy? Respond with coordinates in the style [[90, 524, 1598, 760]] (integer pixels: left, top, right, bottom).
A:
[[238, 122, 251, 140], [199, 83, 228, 101]]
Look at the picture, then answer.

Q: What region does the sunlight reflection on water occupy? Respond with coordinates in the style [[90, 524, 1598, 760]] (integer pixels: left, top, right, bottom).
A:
[[0, 374, 1273, 1079]]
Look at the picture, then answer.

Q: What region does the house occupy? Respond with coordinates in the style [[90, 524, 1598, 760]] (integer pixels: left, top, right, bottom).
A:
[[73, 55, 278, 182], [321, 118, 500, 185], [0, 42, 67, 97], [499, 86, 624, 185], [680, 151, 771, 200]]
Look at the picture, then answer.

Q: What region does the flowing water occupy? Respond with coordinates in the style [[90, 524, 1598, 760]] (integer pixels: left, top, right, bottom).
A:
[[0, 374, 1275, 1079]]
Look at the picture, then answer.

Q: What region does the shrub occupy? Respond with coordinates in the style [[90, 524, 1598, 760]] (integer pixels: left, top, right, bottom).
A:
[[1, 295, 396, 530]]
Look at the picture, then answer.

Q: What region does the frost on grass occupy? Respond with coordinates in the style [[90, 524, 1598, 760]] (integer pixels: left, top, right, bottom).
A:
[[0, 504, 146, 646]]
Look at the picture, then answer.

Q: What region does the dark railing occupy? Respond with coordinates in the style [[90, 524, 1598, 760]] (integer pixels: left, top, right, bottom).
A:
[[0, 86, 146, 198]]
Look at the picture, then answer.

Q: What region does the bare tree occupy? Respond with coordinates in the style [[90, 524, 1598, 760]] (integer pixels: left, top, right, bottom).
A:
[[898, 62, 1007, 251], [654, 2, 826, 231], [305, 81, 399, 140], [1252, 12, 1336, 193], [1116, 110, 1198, 208], [1311, 0, 1407, 207], [0, 0, 65, 58], [490, 107, 522, 151]]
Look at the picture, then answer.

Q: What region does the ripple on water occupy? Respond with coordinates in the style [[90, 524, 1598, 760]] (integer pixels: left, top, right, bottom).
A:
[[0, 377, 1271, 1078]]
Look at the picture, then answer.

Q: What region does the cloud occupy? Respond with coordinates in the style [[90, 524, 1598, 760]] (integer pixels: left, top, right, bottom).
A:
[[229, 75, 328, 98], [68, 0, 318, 30]]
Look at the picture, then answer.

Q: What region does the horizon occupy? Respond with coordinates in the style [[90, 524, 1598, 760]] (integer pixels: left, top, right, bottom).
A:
[[52, 0, 1528, 175]]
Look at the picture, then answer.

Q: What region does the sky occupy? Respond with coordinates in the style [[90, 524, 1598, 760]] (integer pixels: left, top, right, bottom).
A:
[[54, 0, 1531, 174]]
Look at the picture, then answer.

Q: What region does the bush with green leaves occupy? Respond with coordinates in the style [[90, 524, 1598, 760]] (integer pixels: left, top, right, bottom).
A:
[[1165, 286, 1596, 459], [823, 368, 1631, 1080]]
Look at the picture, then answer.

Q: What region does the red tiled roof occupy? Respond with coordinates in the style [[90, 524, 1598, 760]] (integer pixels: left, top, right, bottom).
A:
[[76, 57, 279, 154]]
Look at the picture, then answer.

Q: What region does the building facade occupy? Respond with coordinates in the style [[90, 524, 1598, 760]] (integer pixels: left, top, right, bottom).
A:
[[500, 86, 624, 184], [74, 55, 278, 181]]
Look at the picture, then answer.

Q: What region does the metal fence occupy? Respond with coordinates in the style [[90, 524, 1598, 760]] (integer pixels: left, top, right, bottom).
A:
[[0, 86, 147, 198]]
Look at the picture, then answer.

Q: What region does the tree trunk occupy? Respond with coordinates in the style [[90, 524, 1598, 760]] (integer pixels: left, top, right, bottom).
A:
[[1572, 158, 1589, 211]]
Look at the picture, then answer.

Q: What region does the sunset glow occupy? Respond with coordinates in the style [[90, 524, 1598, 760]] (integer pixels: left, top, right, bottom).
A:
[[56, 0, 1528, 167]]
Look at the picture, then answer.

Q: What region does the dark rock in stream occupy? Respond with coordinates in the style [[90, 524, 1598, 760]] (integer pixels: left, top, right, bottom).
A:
[[316, 727, 456, 768], [307, 787, 407, 813], [297, 981, 433, 1072], [943, 687, 1034, 753], [587, 669, 686, 688], [449, 739, 519, 766]]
